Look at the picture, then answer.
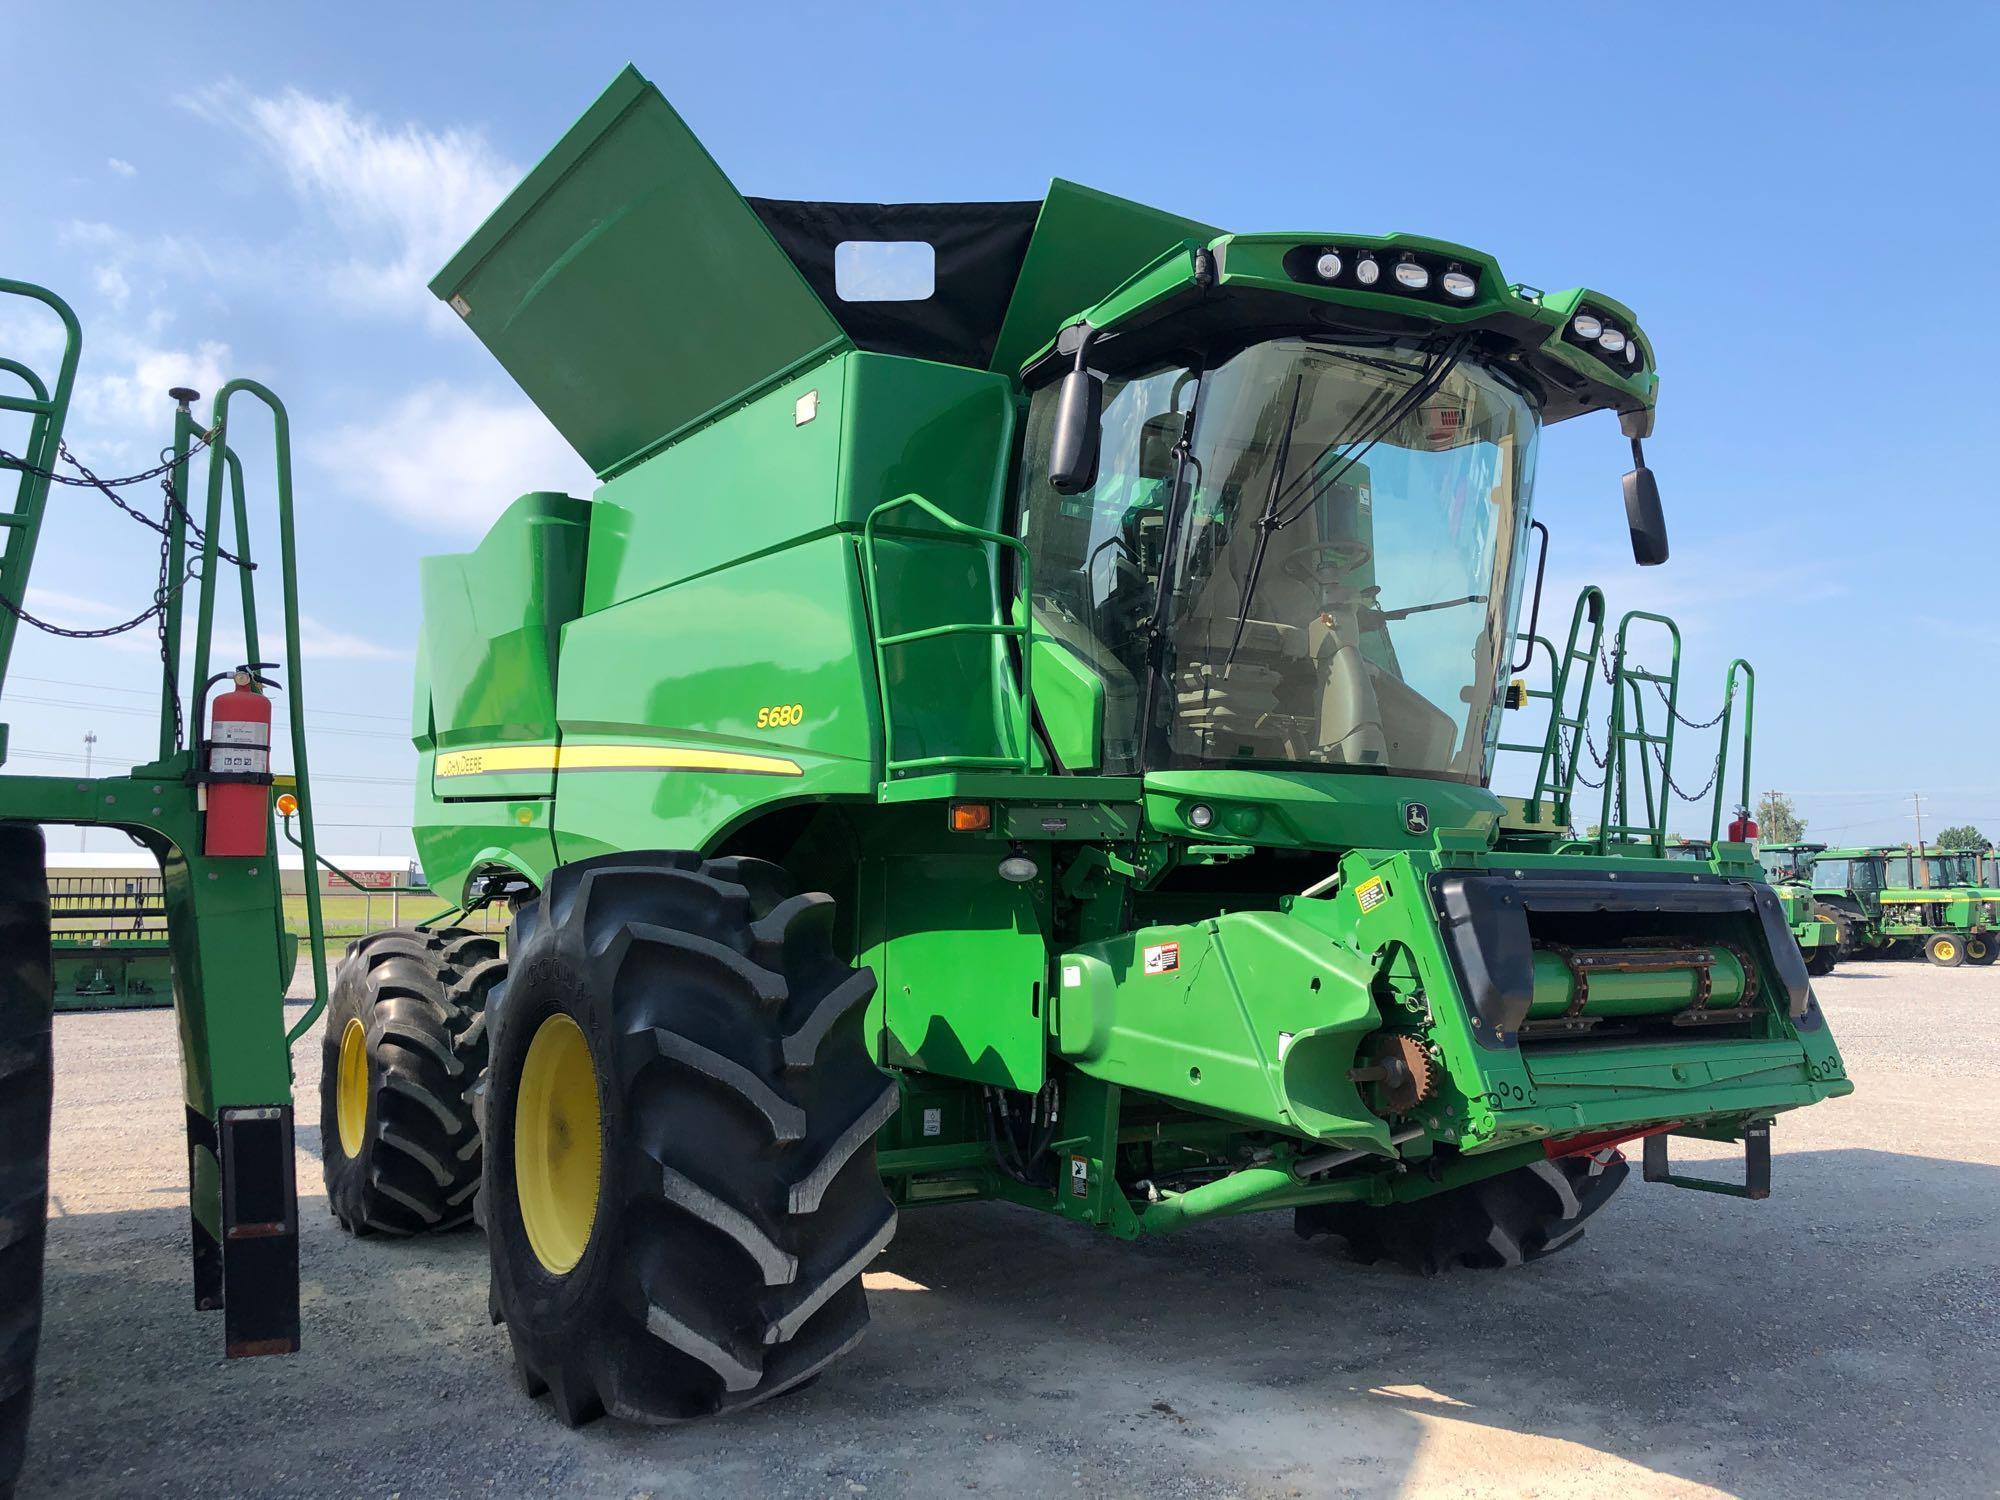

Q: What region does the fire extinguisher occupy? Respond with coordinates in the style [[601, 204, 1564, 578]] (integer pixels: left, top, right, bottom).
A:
[[197, 664, 278, 857], [1727, 808, 1760, 843]]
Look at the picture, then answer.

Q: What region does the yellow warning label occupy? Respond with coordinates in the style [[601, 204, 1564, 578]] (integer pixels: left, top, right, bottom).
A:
[[1356, 876, 1389, 913]]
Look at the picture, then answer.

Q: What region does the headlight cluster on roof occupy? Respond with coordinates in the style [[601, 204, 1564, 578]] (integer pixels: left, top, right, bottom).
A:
[[1565, 306, 1645, 374], [1288, 245, 1480, 304]]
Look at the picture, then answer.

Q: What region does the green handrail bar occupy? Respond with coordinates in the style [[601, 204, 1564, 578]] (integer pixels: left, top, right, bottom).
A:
[[1708, 658, 1755, 845], [195, 381, 330, 1046], [1596, 609, 1681, 856], [0, 279, 83, 707], [861, 492, 1033, 779]]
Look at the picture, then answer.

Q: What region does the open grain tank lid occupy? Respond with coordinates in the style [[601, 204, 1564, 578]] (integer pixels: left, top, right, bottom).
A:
[[432, 65, 1218, 480]]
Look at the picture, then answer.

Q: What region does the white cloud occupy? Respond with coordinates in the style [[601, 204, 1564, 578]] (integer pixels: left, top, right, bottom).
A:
[[93, 265, 131, 309], [107, 158, 138, 178], [180, 82, 518, 324], [312, 383, 593, 532], [16, 586, 127, 630], [205, 614, 407, 664], [69, 335, 232, 434]]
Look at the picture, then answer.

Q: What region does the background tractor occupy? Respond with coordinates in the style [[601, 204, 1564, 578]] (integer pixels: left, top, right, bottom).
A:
[[320, 66, 1851, 1429], [1812, 846, 1997, 966], [1666, 839, 1841, 975], [0, 281, 330, 1495]]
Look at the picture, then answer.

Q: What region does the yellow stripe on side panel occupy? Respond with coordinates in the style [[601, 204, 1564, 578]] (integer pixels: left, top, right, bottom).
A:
[[434, 744, 803, 779]]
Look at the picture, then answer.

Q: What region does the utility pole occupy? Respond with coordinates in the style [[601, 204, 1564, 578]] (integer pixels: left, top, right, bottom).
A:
[[80, 731, 95, 852], [1911, 791, 1928, 887]]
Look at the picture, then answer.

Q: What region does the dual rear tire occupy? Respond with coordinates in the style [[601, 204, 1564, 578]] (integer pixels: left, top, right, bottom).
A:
[[324, 852, 899, 1426]]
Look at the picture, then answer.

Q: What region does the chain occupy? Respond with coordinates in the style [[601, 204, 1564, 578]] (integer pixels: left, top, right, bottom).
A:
[[0, 432, 250, 750], [1647, 675, 1733, 729], [0, 428, 219, 489], [1651, 742, 1723, 804], [0, 562, 196, 638]]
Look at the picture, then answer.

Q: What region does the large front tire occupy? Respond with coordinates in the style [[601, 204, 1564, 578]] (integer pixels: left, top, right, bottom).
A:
[[320, 927, 499, 1235], [484, 852, 897, 1426], [1294, 1151, 1629, 1274], [0, 825, 54, 1499]]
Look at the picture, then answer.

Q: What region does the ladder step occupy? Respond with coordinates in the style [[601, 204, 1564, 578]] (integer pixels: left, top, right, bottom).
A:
[[0, 512, 31, 529]]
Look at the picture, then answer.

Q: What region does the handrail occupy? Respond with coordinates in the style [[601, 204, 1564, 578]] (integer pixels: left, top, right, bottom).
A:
[[1494, 584, 1605, 832], [195, 381, 330, 1047], [1708, 658, 1755, 844], [0, 279, 83, 700], [1596, 609, 1681, 856], [861, 492, 1033, 779]]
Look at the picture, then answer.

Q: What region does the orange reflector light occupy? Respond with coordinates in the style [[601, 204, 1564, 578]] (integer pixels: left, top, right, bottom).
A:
[[949, 801, 993, 832], [274, 792, 299, 818]]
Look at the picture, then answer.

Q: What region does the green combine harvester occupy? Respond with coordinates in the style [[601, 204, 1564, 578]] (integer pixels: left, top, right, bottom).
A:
[[0, 281, 330, 1496], [303, 65, 1851, 1429], [1811, 846, 1997, 966]]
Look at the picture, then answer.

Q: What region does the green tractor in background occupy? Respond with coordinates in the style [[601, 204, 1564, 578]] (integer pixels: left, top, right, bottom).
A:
[[320, 66, 1849, 1429], [1759, 842, 1878, 963], [1812, 846, 1998, 966]]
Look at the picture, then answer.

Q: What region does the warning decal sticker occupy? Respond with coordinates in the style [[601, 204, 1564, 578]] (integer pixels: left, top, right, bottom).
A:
[[1356, 877, 1389, 913], [1143, 941, 1181, 976]]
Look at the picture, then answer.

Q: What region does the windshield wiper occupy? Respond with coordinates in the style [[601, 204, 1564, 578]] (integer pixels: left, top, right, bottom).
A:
[[1218, 337, 1472, 673], [1374, 592, 1488, 623], [1219, 374, 1306, 669]]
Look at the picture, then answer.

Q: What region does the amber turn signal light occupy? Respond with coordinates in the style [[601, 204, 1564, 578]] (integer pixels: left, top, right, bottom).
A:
[[275, 792, 299, 818], [948, 801, 992, 832]]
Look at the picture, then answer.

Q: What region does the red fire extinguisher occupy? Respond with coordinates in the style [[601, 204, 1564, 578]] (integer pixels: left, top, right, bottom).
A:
[[199, 665, 276, 857], [1727, 810, 1760, 843]]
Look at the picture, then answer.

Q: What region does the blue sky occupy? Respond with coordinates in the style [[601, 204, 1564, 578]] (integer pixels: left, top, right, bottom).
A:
[[1, 3, 1992, 857]]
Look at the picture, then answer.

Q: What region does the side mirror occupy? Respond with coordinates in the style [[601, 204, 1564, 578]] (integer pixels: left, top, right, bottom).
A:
[[1137, 412, 1182, 481], [1048, 367, 1103, 495], [1623, 462, 1668, 566]]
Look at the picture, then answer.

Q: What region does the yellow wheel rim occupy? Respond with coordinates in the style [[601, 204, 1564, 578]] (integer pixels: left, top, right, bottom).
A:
[[1971, 940, 1988, 960], [515, 1013, 602, 1275], [1936, 939, 1957, 961], [336, 1017, 369, 1158]]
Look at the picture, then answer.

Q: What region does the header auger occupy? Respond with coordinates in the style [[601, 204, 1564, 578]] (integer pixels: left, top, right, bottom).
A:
[[293, 64, 1855, 1430]]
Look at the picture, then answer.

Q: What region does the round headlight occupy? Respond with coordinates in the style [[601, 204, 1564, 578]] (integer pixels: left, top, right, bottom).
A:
[[1314, 250, 1342, 281], [1572, 313, 1602, 340], [1187, 803, 1216, 830], [1441, 269, 1476, 300], [1354, 256, 1381, 287], [1598, 328, 1627, 353], [1394, 259, 1430, 291]]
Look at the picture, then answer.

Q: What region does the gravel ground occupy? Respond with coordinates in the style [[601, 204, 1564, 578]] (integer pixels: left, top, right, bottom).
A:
[[19, 958, 1999, 1499]]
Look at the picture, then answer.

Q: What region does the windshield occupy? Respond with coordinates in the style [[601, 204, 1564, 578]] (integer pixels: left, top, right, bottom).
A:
[[1760, 847, 1815, 882], [1666, 842, 1712, 861], [1924, 853, 1980, 886], [1881, 855, 1916, 888], [1020, 337, 1538, 778], [1815, 858, 1854, 890]]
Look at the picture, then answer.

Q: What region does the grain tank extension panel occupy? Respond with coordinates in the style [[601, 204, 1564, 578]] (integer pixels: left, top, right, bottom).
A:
[[432, 65, 1222, 480]]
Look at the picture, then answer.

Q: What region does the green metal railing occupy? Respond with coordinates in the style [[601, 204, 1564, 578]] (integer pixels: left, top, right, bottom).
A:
[[191, 381, 330, 1045], [861, 492, 1033, 779], [0, 279, 83, 729], [0, 279, 329, 1045], [1595, 610, 1682, 856], [1496, 585, 1606, 830], [1708, 658, 1755, 845]]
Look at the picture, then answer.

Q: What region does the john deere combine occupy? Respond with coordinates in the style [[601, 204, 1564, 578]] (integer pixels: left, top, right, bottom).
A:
[[1812, 846, 1997, 966], [321, 66, 1850, 1429], [0, 281, 329, 1494]]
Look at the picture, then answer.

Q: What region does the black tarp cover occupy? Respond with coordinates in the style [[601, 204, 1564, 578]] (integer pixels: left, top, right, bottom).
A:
[[748, 198, 1040, 370]]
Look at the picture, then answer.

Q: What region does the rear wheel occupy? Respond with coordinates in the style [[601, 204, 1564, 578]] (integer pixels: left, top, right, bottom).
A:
[[1294, 1151, 1629, 1274], [1803, 944, 1837, 976], [1926, 933, 1966, 968], [483, 852, 897, 1426], [320, 927, 500, 1235], [1965, 936, 1995, 966], [0, 824, 54, 1499]]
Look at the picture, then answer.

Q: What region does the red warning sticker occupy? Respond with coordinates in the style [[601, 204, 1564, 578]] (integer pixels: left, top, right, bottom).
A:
[[1143, 941, 1181, 976]]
